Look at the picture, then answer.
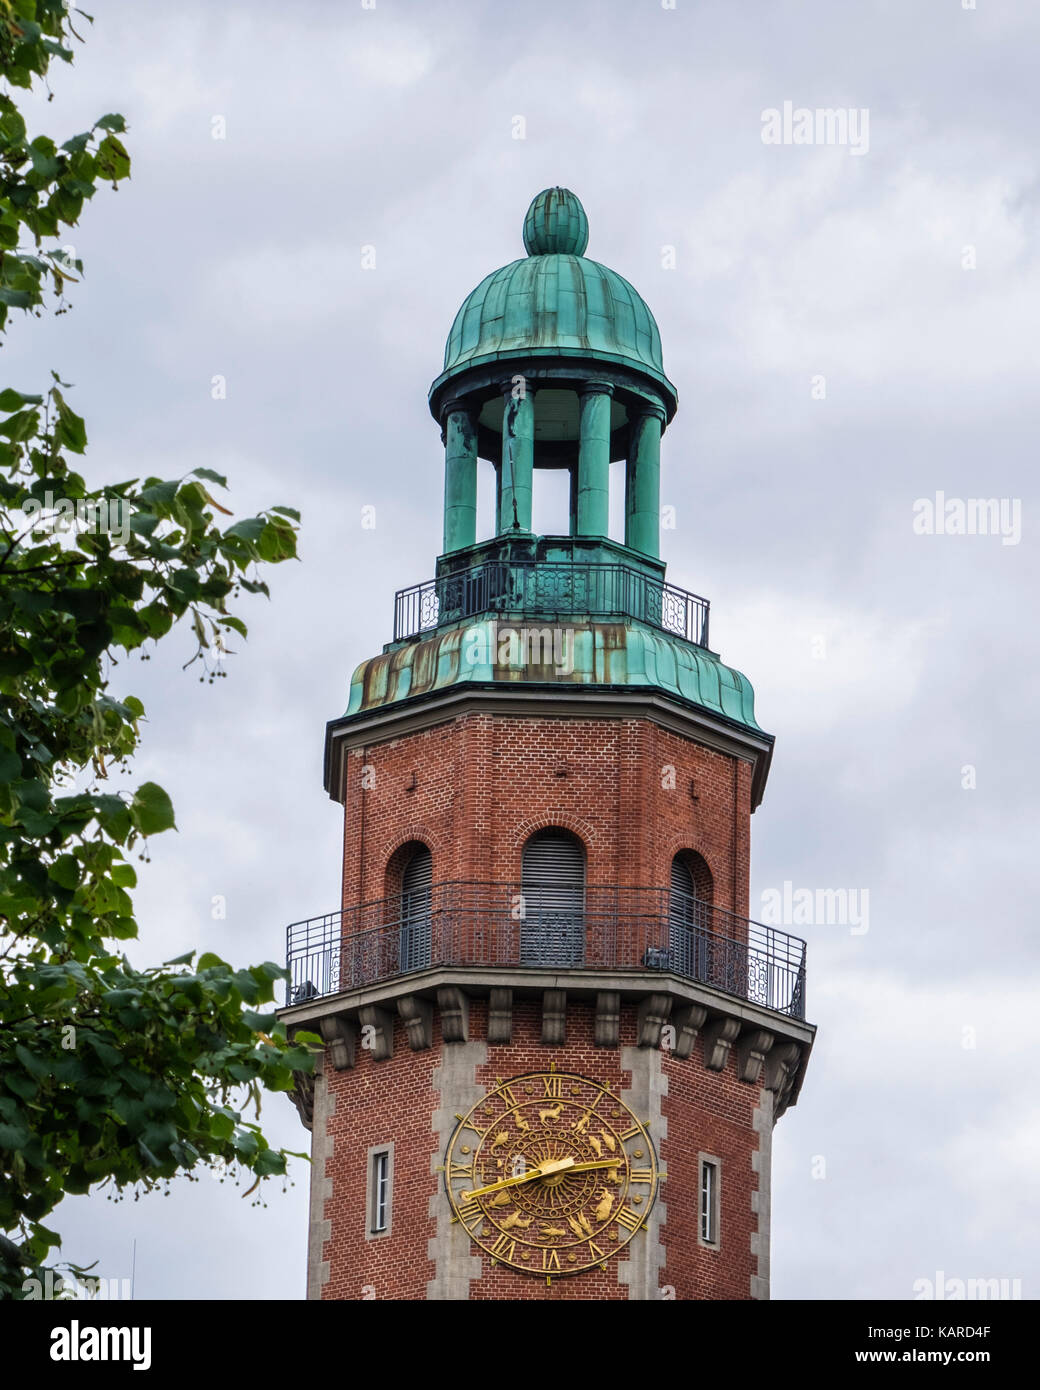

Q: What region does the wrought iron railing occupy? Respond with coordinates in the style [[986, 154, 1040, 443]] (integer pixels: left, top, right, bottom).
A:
[[284, 882, 806, 1019], [393, 561, 710, 647]]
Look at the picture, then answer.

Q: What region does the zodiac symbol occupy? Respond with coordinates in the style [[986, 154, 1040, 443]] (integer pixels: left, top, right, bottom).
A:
[[593, 1189, 614, 1224], [567, 1211, 594, 1238], [539, 1104, 563, 1124], [514, 1113, 531, 1133], [499, 1211, 533, 1231], [488, 1191, 512, 1207], [541, 1224, 567, 1237], [587, 1134, 603, 1158], [574, 1112, 591, 1134], [489, 1131, 510, 1152], [599, 1131, 616, 1153]]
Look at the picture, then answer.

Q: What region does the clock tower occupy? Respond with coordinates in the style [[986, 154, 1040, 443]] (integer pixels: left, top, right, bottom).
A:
[[281, 188, 815, 1301]]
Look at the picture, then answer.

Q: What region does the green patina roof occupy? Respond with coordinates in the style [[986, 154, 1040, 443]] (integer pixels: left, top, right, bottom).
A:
[[523, 186, 589, 256], [433, 188, 676, 404], [343, 620, 762, 734]]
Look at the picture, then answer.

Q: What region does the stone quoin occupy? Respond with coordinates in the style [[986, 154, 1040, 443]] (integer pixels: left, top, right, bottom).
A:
[[279, 187, 816, 1301]]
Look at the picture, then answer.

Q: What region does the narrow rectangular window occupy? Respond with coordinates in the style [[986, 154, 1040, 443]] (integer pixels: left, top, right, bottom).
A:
[[367, 1144, 393, 1238], [699, 1156, 720, 1247], [373, 1152, 389, 1232]]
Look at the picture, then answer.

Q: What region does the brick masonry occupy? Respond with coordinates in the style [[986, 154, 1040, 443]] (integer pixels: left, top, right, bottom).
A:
[[315, 1002, 769, 1301], [340, 712, 751, 914], [310, 708, 774, 1300]]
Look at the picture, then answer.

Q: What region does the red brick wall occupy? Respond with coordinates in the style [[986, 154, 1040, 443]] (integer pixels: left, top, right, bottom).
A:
[[340, 713, 751, 912], [321, 1022, 438, 1303], [319, 709, 761, 1301], [660, 1044, 759, 1300], [320, 999, 761, 1301]]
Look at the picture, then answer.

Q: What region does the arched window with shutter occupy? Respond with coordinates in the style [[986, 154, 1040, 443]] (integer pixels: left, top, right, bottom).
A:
[[399, 845, 432, 972], [520, 829, 585, 967], [669, 852, 713, 980]]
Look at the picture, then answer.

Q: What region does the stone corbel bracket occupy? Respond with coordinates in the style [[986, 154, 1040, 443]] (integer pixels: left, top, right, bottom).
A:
[[318, 1014, 358, 1071], [398, 995, 434, 1051], [280, 970, 815, 1114]]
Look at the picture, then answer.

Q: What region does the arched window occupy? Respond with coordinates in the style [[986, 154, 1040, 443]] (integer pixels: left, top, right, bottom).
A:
[[399, 845, 432, 972], [668, 852, 713, 981], [520, 829, 585, 966]]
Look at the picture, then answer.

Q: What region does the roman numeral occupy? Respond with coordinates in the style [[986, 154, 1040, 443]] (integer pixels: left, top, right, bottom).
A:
[[619, 1124, 641, 1141], [587, 1240, 605, 1261], [456, 1199, 482, 1225], [542, 1248, 560, 1272], [629, 1168, 653, 1184], [543, 1075, 563, 1098], [615, 1206, 642, 1232], [490, 1232, 516, 1262], [449, 1162, 474, 1183], [498, 1085, 518, 1107]]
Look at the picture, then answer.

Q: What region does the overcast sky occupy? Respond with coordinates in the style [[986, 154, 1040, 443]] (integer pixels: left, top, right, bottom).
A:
[[13, 0, 1038, 1300]]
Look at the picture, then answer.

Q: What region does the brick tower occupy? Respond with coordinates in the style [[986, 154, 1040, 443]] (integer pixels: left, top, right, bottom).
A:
[[282, 188, 815, 1301]]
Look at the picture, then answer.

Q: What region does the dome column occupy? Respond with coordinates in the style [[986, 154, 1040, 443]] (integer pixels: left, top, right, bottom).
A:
[[497, 383, 534, 533], [625, 403, 666, 559], [576, 380, 613, 538], [442, 399, 478, 553]]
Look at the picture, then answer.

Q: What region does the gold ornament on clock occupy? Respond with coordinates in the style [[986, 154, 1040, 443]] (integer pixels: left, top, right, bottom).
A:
[[443, 1067, 659, 1279]]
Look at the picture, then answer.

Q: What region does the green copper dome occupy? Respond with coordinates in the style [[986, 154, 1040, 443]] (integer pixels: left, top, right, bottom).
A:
[[433, 189, 676, 409]]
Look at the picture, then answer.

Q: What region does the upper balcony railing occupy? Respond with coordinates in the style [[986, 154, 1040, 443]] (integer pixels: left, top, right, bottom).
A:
[[284, 882, 806, 1020], [393, 560, 710, 647]]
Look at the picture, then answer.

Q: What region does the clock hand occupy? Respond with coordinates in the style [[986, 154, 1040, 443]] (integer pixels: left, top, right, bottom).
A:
[[564, 1159, 624, 1174], [461, 1156, 575, 1202]]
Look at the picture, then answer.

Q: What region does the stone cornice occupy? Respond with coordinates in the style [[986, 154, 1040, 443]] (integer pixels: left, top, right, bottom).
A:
[[280, 965, 814, 1116]]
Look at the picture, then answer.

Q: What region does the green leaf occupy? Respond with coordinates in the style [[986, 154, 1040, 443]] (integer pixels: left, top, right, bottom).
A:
[[192, 467, 228, 489], [138, 479, 178, 506], [130, 782, 176, 835], [225, 517, 265, 543], [96, 133, 130, 182], [53, 388, 88, 453], [0, 288, 33, 309], [209, 1112, 235, 1141], [0, 1121, 31, 1149], [0, 388, 44, 410], [47, 854, 80, 889], [0, 747, 22, 781], [242, 1010, 278, 1032]]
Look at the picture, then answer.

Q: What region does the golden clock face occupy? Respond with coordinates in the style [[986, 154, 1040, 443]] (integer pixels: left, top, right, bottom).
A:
[[444, 1069, 659, 1279]]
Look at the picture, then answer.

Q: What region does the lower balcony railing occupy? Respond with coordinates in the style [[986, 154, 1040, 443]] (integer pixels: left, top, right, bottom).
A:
[[284, 882, 806, 1020]]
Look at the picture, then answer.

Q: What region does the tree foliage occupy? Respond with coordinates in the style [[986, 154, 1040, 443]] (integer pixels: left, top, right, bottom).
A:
[[0, 2, 316, 1298]]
